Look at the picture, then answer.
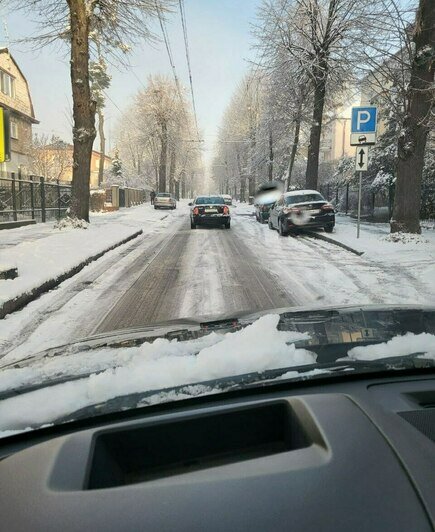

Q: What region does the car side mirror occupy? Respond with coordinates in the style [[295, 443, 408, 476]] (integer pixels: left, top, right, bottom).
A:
[[188, 202, 193, 206]]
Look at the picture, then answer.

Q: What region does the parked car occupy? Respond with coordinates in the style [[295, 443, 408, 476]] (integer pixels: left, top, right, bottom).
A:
[[154, 193, 176, 210], [255, 201, 275, 223], [190, 196, 231, 229], [222, 194, 233, 206], [268, 190, 335, 235]]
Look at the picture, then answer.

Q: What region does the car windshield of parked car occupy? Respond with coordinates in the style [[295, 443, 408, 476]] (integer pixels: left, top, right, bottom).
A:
[[0, 0, 433, 439], [285, 193, 325, 205], [195, 196, 224, 205]]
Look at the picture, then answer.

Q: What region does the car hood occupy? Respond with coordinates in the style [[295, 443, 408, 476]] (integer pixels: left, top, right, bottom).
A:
[[4, 303, 435, 370]]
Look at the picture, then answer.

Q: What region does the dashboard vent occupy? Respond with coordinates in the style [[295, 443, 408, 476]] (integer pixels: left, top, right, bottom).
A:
[[399, 409, 435, 444], [87, 401, 311, 490]]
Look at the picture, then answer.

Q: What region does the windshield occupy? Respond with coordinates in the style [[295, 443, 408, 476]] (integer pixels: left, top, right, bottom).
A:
[[1, 0, 434, 437], [285, 193, 325, 205], [195, 196, 224, 205]]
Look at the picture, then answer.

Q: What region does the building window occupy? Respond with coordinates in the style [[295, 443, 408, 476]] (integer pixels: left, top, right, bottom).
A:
[[10, 121, 18, 139], [0, 70, 16, 98]]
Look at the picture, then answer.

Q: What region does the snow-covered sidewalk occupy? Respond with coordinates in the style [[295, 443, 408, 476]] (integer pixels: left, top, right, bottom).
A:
[[0, 203, 187, 315]]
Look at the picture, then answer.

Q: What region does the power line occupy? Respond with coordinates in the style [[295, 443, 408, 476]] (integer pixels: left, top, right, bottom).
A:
[[178, 0, 200, 138], [155, 1, 185, 104]]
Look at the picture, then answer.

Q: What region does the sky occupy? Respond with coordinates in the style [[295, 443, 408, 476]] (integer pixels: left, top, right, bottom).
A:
[[0, 0, 260, 168]]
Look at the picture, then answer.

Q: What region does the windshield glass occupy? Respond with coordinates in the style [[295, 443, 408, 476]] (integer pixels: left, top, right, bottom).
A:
[[0, 0, 434, 438], [285, 193, 325, 205], [195, 196, 224, 205]]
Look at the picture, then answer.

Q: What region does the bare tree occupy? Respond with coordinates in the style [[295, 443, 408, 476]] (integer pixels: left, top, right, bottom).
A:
[[7, 0, 172, 221]]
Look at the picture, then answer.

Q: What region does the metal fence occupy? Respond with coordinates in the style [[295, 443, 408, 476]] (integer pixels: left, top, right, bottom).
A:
[[0, 173, 72, 223], [318, 183, 435, 222]]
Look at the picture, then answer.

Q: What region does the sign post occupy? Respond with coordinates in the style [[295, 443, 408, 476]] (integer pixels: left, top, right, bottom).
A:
[[355, 145, 369, 238], [351, 107, 377, 238]]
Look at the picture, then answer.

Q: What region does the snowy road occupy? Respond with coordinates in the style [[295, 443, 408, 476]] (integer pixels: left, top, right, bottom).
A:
[[1, 202, 434, 362]]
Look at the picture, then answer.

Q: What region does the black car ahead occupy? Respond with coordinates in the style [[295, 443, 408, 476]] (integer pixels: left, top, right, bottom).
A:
[[190, 195, 231, 229], [255, 201, 274, 223], [268, 190, 335, 236]]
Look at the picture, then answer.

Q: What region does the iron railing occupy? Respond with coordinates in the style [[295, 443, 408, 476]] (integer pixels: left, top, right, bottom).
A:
[[0, 173, 72, 223]]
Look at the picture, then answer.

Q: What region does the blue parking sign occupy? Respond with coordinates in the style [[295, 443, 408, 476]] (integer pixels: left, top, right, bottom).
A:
[[351, 106, 377, 133]]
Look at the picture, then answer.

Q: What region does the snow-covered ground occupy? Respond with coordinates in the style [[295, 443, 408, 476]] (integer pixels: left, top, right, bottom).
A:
[[233, 204, 435, 305], [0, 203, 184, 308]]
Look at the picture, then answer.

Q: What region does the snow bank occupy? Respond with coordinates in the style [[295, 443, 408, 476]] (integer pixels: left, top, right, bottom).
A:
[[347, 332, 435, 361], [0, 315, 314, 431], [381, 232, 429, 244], [0, 204, 185, 308]]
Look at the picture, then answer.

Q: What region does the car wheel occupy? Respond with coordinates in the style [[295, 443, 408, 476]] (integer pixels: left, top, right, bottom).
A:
[[278, 219, 288, 237], [154, 206, 158, 210], [191, 221, 196, 229], [268, 218, 274, 230], [225, 220, 231, 229], [324, 224, 334, 233]]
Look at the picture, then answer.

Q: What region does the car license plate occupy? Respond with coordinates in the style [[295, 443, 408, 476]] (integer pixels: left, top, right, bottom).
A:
[[307, 209, 320, 214], [205, 208, 217, 213]]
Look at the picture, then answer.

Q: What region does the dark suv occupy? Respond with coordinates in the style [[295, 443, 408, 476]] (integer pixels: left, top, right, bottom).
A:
[[255, 201, 274, 223], [268, 190, 335, 235]]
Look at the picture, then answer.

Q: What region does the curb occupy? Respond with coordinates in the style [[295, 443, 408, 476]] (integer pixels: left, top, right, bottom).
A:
[[0, 229, 143, 319], [304, 230, 364, 256]]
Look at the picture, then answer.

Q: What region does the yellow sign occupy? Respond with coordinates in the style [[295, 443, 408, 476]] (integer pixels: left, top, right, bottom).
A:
[[0, 107, 11, 163], [0, 108, 4, 163]]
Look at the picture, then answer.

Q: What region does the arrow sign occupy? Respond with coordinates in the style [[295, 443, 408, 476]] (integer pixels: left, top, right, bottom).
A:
[[355, 146, 369, 171]]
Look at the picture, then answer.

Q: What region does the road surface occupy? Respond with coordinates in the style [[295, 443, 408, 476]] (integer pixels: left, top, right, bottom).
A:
[[1, 203, 430, 362]]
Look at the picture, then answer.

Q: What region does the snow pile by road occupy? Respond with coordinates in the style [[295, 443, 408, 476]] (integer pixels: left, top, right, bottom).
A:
[[0, 314, 314, 432], [54, 216, 89, 230], [381, 232, 429, 244], [0, 203, 186, 308], [347, 332, 435, 360]]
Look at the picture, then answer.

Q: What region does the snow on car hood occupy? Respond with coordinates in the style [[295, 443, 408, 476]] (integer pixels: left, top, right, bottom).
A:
[[0, 314, 313, 432]]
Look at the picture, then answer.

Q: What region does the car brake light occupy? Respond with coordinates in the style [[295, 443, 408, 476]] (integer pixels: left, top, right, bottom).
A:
[[193, 207, 199, 215], [321, 203, 334, 211], [223, 206, 229, 214]]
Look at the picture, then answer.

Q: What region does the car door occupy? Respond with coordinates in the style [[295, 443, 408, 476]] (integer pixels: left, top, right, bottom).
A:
[[271, 196, 283, 227]]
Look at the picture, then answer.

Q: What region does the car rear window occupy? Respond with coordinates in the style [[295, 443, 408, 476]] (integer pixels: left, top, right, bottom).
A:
[[195, 197, 224, 205], [157, 193, 171, 197], [285, 193, 324, 205]]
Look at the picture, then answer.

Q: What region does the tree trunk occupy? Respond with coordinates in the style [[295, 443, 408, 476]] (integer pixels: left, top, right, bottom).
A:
[[268, 127, 274, 181], [305, 77, 327, 190], [158, 121, 168, 192], [168, 149, 176, 195], [237, 151, 246, 202], [97, 108, 105, 187], [287, 113, 302, 191], [67, 0, 96, 222], [390, 0, 434, 234]]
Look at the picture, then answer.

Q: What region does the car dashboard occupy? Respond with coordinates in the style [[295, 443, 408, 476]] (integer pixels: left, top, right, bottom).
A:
[[1, 371, 435, 531]]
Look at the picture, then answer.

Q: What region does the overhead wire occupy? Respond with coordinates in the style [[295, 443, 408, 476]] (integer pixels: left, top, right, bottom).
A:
[[178, 0, 200, 140]]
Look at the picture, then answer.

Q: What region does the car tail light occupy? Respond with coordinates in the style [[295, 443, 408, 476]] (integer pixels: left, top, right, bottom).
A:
[[193, 207, 199, 215], [321, 203, 334, 211], [223, 206, 229, 214]]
